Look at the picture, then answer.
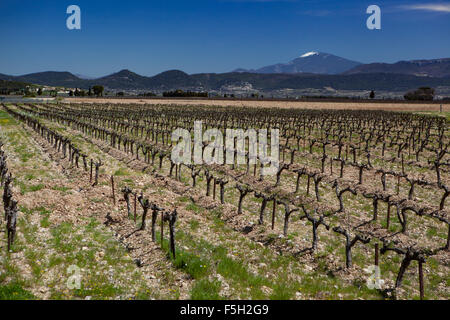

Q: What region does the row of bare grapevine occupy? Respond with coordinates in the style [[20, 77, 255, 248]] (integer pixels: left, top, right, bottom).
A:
[[9, 102, 449, 299], [0, 139, 18, 251]]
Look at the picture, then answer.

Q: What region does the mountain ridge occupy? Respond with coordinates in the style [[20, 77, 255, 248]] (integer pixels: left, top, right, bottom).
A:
[[2, 57, 450, 93], [345, 58, 450, 78]]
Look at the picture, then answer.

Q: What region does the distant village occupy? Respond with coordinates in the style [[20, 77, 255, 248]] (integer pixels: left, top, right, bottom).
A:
[[1, 80, 449, 102], [0, 84, 102, 97]]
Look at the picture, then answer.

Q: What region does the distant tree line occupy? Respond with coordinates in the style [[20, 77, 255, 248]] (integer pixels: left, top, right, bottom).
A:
[[69, 85, 104, 97], [223, 94, 235, 98], [162, 90, 208, 98], [0, 80, 33, 95], [69, 88, 86, 97], [138, 92, 157, 97], [404, 87, 435, 101]]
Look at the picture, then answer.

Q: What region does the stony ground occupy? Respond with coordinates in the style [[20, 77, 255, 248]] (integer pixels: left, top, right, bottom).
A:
[[0, 105, 448, 300]]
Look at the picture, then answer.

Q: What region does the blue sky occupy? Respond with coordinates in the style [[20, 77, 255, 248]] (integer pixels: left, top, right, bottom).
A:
[[0, 0, 449, 77]]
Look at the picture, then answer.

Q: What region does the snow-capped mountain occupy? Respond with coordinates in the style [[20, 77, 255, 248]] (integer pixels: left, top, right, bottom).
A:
[[234, 52, 362, 75], [300, 51, 319, 58]]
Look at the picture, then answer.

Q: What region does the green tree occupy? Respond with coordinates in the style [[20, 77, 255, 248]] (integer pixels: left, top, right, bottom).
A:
[[404, 87, 435, 101], [92, 85, 104, 97]]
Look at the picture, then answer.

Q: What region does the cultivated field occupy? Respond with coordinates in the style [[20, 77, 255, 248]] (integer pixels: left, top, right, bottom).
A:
[[65, 97, 450, 112], [0, 102, 448, 300]]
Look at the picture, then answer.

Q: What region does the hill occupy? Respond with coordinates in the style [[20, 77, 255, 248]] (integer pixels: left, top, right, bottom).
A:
[[1, 70, 450, 92], [345, 58, 450, 78]]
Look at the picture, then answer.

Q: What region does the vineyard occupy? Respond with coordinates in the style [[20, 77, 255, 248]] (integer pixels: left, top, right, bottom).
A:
[[0, 102, 448, 300]]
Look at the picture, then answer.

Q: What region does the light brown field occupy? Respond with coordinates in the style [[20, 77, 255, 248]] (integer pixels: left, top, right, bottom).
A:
[[65, 97, 450, 112]]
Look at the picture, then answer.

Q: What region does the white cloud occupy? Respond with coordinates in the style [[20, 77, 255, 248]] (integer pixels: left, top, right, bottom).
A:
[[400, 3, 450, 13]]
